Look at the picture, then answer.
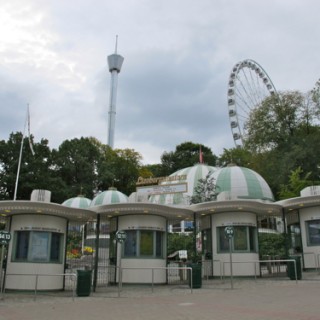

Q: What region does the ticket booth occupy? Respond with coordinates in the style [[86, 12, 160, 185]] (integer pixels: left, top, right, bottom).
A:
[[0, 190, 95, 291]]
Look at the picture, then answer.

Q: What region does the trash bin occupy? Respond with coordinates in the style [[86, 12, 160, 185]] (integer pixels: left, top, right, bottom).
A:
[[287, 256, 302, 280], [76, 269, 92, 296], [188, 263, 202, 289]]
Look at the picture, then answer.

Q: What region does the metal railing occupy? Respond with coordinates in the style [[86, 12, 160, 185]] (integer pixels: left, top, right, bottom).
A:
[[3, 273, 77, 301], [222, 259, 299, 284], [167, 260, 223, 282], [104, 265, 193, 297]]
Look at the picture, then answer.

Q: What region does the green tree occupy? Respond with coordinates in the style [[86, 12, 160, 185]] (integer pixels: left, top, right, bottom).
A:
[[111, 148, 142, 195], [218, 147, 252, 167], [311, 79, 320, 109], [258, 233, 287, 258], [0, 132, 62, 201], [141, 163, 164, 178], [95, 144, 118, 191], [245, 91, 319, 152], [190, 173, 218, 204], [167, 233, 194, 257], [52, 137, 102, 200], [241, 90, 320, 199], [278, 167, 314, 200], [160, 141, 217, 176], [97, 147, 143, 196]]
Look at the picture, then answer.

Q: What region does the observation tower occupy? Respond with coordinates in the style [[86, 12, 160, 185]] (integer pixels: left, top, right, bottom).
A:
[[107, 36, 124, 148]]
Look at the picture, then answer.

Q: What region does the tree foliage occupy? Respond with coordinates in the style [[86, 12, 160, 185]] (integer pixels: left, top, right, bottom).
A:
[[0, 132, 62, 201], [245, 91, 319, 152], [0, 132, 145, 202], [239, 90, 320, 199], [190, 173, 218, 204], [258, 233, 287, 258], [110, 148, 142, 195], [160, 141, 217, 176], [52, 137, 102, 201], [218, 147, 252, 167], [278, 167, 314, 200], [167, 233, 194, 257]]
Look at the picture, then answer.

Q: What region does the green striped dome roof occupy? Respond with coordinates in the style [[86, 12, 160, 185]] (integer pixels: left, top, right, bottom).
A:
[[62, 196, 91, 209], [212, 165, 274, 201], [90, 188, 128, 207], [149, 163, 218, 206]]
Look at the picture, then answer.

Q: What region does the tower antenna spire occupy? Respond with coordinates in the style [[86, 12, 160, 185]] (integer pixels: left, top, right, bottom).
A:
[[115, 35, 118, 54], [107, 37, 124, 148]]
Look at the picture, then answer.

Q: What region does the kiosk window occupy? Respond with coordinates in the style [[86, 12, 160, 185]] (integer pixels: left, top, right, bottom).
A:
[[15, 231, 29, 260], [13, 231, 64, 263], [123, 230, 164, 258], [217, 226, 257, 253], [306, 220, 320, 246]]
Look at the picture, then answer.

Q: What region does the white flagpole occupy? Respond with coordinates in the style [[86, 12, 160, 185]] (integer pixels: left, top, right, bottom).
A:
[[13, 107, 28, 201], [27, 105, 35, 156]]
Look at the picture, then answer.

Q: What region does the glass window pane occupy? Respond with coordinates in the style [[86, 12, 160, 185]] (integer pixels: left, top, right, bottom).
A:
[[50, 233, 62, 262], [140, 231, 153, 256], [30, 232, 49, 262], [124, 230, 137, 257], [249, 227, 257, 252], [307, 220, 320, 245], [155, 231, 163, 257], [234, 227, 248, 251], [15, 231, 29, 260], [218, 228, 229, 252]]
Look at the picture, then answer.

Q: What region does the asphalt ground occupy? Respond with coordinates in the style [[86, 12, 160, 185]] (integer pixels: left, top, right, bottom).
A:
[[0, 274, 320, 320]]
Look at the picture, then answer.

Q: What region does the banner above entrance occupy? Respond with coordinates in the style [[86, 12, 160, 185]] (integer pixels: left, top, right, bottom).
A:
[[137, 183, 188, 197]]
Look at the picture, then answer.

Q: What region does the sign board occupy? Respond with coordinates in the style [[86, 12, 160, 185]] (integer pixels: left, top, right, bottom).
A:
[[224, 226, 234, 239], [0, 231, 11, 245], [116, 230, 127, 243], [137, 183, 188, 197], [178, 250, 188, 259]]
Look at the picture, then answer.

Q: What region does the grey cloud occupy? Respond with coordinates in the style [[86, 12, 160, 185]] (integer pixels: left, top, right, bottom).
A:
[[2, 0, 320, 163]]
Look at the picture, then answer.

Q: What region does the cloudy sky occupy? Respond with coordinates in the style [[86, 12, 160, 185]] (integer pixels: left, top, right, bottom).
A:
[[1, 0, 320, 164]]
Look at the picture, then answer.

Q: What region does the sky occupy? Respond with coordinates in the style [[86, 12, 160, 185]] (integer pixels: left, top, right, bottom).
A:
[[1, 0, 320, 164]]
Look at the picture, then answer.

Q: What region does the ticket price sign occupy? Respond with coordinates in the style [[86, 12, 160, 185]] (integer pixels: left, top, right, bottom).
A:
[[0, 231, 11, 245], [0, 231, 11, 293], [224, 227, 234, 289]]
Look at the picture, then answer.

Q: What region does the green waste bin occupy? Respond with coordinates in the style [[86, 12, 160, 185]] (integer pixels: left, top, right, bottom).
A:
[[287, 256, 302, 280], [188, 263, 202, 289], [76, 270, 92, 296]]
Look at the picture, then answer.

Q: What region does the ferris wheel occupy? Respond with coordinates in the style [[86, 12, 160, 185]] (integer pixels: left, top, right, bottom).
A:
[[227, 59, 277, 147]]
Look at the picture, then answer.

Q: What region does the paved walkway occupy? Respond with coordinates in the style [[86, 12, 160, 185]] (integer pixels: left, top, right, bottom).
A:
[[1, 274, 320, 320]]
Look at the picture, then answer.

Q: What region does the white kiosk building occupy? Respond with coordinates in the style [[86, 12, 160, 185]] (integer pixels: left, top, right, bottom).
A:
[[2, 190, 95, 291], [2, 164, 320, 291]]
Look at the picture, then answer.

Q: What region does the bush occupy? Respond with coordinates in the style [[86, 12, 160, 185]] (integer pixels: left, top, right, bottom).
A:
[[258, 233, 287, 258]]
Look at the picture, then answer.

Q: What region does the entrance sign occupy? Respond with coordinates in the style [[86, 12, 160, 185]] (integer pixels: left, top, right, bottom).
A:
[[116, 230, 127, 243], [0, 231, 11, 245], [224, 226, 234, 239], [137, 183, 188, 196]]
